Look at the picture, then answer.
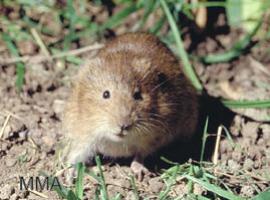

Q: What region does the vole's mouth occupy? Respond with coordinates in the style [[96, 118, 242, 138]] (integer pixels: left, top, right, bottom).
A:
[[116, 131, 127, 138], [108, 129, 129, 142], [114, 129, 130, 139], [108, 132, 126, 142]]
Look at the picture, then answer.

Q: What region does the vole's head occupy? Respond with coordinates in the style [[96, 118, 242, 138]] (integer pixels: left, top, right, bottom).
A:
[[76, 54, 173, 142]]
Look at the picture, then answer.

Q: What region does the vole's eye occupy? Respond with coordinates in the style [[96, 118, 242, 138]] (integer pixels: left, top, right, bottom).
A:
[[103, 90, 110, 99], [133, 90, 143, 101]]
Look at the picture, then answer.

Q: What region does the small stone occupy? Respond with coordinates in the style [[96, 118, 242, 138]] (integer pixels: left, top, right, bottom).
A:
[[241, 138, 252, 147], [42, 135, 55, 148], [3, 125, 11, 139], [8, 10, 20, 20], [53, 99, 65, 114], [174, 182, 188, 197], [0, 185, 15, 199], [220, 140, 233, 154], [148, 177, 163, 193], [230, 115, 242, 136], [241, 122, 259, 140], [247, 148, 260, 160], [5, 157, 17, 167], [240, 185, 255, 197], [243, 158, 254, 171], [9, 193, 18, 200], [41, 117, 48, 124], [20, 149, 27, 156], [265, 149, 270, 160], [253, 160, 261, 169], [125, 191, 137, 200], [257, 138, 264, 145], [117, 179, 130, 188], [227, 159, 241, 171], [29, 128, 42, 137], [107, 185, 125, 199], [261, 124, 270, 140], [1, 143, 8, 151], [19, 130, 28, 139], [193, 183, 205, 195], [40, 151, 47, 159], [260, 124, 270, 133], [231, 150, 242, 161], [17, 40, 37, 55], [55, 60, 66, 72]]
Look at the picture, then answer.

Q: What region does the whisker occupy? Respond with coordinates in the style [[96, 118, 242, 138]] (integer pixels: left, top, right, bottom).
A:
[[137, 117, 170, 134], [140, 68, 152, 82], [150, 75, 175, 93], [151, 81, 167, 93], [147, 112, 165, 119], [134, 122, 153, 134], [147, 119, 170, 133]]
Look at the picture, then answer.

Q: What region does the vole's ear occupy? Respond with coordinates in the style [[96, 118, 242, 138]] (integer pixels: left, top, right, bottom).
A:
[[132, 58, 152, 74]]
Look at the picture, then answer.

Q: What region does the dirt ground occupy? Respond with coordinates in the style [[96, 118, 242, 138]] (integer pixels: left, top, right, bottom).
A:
[[0, 5, 270, 200]]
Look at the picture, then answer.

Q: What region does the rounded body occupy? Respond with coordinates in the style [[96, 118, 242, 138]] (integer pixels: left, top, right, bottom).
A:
[[63, 33, 198, 166]]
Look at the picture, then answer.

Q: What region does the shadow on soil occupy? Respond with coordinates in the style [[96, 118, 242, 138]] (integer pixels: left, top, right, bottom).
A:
[[144, 93, 235, 170]]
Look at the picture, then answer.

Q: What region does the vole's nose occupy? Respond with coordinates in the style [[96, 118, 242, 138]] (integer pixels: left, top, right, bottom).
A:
[[120, 122, 132, 131]]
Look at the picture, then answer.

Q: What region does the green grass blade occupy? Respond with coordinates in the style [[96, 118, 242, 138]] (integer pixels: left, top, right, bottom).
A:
[[94, 188, 100, 200], [184, 175, 245, 200], [130, 176, 140, 200], [200, 117, 209, 163], [75, 163, 85, 200], [67, 190, 79, 200], [66, 56, 84, 65], [187, 165, 194, 193], [220, 125, 236, 148], [136, 0, 158, 30], [95, 156, 108, 200], [149, 14, 166, 34], [63, 0, 77, 50], [15, 62, 24, 90], [101, 4, 138, 30], [201, 50, 242, 64], [222, 99, 270, 108], [201, 20, 262, 64], [160, 156, 179, 165], [111, 193, 122, 200], [2, 33, 25, 90], [226, 0, 242, 28], [185, 1, 227, 9], [53, 182, 69, 199], [160, 0, 202, 91], [252, 189, 270, 200], [159, 165, 179, 200]]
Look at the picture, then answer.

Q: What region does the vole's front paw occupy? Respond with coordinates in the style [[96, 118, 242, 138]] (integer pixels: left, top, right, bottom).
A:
[[130, 160, 150, 181]]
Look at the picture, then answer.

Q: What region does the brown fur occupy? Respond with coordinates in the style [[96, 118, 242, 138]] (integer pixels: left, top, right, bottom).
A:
[[62, 33, 198, 168]]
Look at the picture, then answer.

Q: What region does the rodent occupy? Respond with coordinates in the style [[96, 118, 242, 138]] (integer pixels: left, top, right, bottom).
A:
[[62, 33, 198, 180]]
